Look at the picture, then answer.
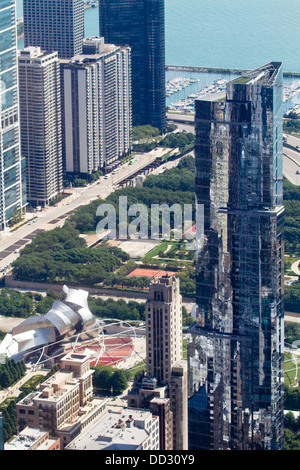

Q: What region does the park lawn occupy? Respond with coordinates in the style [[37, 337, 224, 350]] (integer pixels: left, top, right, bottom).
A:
[[284, 351, 300, 386]]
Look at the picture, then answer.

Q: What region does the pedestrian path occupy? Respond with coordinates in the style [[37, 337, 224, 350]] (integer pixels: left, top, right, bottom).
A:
[[291, 259, 300, 275], [0, 368, 48, 405]]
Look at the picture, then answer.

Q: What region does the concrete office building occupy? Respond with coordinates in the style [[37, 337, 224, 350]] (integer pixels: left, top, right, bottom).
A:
[[65, 407, 160, 450], [18, 47, 63, 207], [146, 275, 188, 450], [149, 397, 173, 451], [16, 352, 107, 448], [0, 0, 26, 230], [128, 275, 188, 450], [5, 427, 61, 450], [146, 275, 183, 384], [99, 0, 166, 132], [61, 37, 131, 175], [189, 63, 284, 450], [23, 0, 84, 59]]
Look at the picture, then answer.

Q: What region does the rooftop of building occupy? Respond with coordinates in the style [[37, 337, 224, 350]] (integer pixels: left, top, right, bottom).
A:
[[150, 397, 170, 405], [65, 406, 156, 450], [63, 352, 91, 364], [18, 352, 94, 405], [60, 37, 125, 66], [17, 374, 78, 405], [19, 46, 58, 60], [230, 62, 282, 86], [150, 274, 178, 286], [57, 397, 108, 432], [4, 427, 55, 451]]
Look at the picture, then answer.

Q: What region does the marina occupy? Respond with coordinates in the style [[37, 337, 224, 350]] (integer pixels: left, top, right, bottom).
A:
[[166, 77, 200, 96], [166, 79, 227, 114], [284, 81, 300, 103], [166, 75, 300, 115]]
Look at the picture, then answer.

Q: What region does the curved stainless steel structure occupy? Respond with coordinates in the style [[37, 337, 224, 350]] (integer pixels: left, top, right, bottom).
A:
[[0, 286, 97, 361]]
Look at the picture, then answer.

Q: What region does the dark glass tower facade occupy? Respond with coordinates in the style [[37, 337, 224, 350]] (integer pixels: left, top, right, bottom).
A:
[[188, 63, 284, 450], [23, 0, 84, 59], [99, 0, 166, 132]]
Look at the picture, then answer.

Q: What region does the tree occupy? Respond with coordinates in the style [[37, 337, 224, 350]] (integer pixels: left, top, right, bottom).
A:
[[0, 369, 12, 388], [110, 370, 128, 395], [93, 365, 114, 391]]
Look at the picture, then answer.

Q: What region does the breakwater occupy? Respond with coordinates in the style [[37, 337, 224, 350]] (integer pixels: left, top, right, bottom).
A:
[[166, 65, 300, 78]]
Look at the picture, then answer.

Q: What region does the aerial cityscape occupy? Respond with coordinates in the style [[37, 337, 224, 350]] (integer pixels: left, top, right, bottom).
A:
[[0, 0, 300, 456]]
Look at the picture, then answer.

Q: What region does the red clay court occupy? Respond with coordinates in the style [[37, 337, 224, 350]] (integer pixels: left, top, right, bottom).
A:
[[127, 268, 176, 278]]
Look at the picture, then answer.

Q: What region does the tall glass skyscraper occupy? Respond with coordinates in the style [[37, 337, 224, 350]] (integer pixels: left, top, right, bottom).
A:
[[0, 0, 26, 230], [99, 0, 166, 132], [188, 63, 284, 450], [23, 0, 84, 59]]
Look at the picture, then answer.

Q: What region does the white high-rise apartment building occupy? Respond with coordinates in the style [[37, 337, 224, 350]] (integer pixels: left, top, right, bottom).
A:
[[18, 47, 63, 206], [61, 37, 132, 175], [0, 0, 26, 230]]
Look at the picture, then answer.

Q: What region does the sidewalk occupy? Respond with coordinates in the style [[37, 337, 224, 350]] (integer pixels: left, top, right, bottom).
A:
[[0, 367, 48, 405]]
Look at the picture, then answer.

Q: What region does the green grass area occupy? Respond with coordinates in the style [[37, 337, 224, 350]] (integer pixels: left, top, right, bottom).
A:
[[141, 240, 169, 261], [183, 338, 187, 359], [0, 396, 17, 409], [127, 361, 147, 379], [19, 375, 45, 393], [285, 256, 296, 271], [234, 77, 252, 84], [141, 240, 195, 263], [284, 351, 300, 386]]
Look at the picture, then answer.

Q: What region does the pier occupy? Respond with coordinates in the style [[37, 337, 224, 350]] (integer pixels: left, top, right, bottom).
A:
[[166, 65, 300, 78]]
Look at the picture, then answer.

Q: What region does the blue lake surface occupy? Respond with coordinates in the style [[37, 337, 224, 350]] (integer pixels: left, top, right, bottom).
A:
[[15, 0, 300, 110], [16, 0, 300, 73]]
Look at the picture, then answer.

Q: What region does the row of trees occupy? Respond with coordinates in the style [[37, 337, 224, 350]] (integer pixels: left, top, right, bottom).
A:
[[144, 166, 195, 195], [0, 289, 61, 319], [0, 364, 61, 442], [283, 176, 300, 312], [132, 125, 161, 141], [0, 358, 26, 389], [0, 289, 35, 318], [158, 131, 195, 153], [88, 297, 146, 321], [283, 176, 300, 248], [12, 226, 129, 286], [284, 384, 300, 411], [102, 274, 150, 291], [9, 155, 197, 296], [285, 322, 300, 345], [68, 155, 196, 239], [284, 112, 300, 135], [284, 411, 300, 450], [132, 129, 194, 153], [285, 283, 300, 314], [1, 399, 17, 442]]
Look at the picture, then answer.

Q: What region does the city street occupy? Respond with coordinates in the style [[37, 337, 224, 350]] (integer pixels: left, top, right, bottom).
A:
[[0, 148, 168, 272], [283, 134, 300, 185]]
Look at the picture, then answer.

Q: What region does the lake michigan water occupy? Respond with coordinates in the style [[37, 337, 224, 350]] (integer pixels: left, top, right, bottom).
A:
[[15, 0, 300, 108]]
